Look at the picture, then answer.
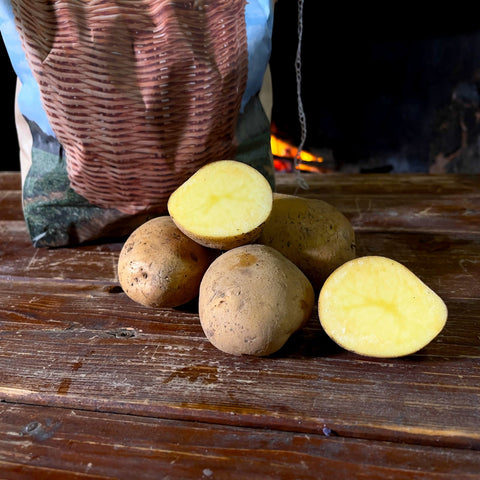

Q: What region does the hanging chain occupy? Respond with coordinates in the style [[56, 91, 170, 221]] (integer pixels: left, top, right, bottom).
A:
[[293, 0, 309, 192]]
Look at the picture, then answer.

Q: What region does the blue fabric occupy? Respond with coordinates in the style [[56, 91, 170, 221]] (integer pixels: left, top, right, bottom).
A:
[[242, 0, 274, 110], [0, 0, 54, 135]]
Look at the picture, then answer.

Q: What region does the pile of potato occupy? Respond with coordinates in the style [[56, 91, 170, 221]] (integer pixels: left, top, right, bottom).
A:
[[118, 160, 447, 358]]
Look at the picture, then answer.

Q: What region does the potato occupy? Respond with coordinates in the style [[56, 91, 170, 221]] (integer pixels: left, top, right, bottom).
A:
[[118, 216, 214, 308], [199, 244, 315, 356], [258, 193, 356, 291], [167, 160, 273, 250], [318, 256, 448, 358]]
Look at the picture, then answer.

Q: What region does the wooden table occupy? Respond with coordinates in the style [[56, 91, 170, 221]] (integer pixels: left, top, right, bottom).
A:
[[1, 171, 479, 479]]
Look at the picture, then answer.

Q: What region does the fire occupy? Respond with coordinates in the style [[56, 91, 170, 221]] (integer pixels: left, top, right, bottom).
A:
[[270, 134, 324, 173]]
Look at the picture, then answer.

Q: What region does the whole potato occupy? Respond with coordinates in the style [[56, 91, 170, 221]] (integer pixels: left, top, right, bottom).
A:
[[199, 244, 315, 356], [258, 193, 356, 291], [118, 216, 214, 308]]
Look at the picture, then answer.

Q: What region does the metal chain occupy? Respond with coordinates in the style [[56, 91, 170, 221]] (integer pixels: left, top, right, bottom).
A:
[[293, 0, 309, 192]]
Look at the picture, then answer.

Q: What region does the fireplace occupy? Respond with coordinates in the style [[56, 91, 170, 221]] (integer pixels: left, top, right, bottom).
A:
[[270, 3, 480, 174]]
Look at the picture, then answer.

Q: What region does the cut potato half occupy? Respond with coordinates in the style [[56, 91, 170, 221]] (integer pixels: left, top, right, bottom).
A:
[[318, 256, 448, 358], [168, 160, 273, 250]]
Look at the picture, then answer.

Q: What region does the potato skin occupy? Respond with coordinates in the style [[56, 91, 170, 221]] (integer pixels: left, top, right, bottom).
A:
[[199, 244, 315, 356], [118, 216, 214, 308], [258, 193, 356, 291], [173, 222, 266, 251]]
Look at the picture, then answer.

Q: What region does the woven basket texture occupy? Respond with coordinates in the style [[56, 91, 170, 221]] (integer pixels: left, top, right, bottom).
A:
[[11, 0, 248, 214]]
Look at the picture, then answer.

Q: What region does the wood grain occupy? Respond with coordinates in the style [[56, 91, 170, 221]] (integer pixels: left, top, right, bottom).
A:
[[1, 403, 480, 480], [1, 172, 479, 477], [1, 229, 477, 300], [275, 173, 480, 235], [1, 277, 479, 449]]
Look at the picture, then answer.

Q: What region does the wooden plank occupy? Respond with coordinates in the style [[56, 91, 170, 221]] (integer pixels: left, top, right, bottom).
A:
[[275, 173, 480, 196], [276, 173, 480, 234], [2, 174, 480, 241], [0, 404, 480, 480], [1, 172, 479, 468], [2, 171, 479, 196], [339, 194, 479, 234], [1, 403, 479, 480], [0, 191, 24, 221], [0, 171, 21, 191], [0, 278, 478, 450], [0, 223, 122, 282], [0, 229, 477, 300]]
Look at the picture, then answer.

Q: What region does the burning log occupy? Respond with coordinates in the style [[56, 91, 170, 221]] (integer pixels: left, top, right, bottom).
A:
[[270, 133, 328, 173]]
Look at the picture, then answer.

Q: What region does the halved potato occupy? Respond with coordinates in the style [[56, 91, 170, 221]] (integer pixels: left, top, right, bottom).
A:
[[318, 256, 448, 358], [167, 160, 273, 250]]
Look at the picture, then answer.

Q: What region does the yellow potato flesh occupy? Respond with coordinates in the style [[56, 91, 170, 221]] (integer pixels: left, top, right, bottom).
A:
[[318, 256, 448, 358], [168, 160, 272, 249]]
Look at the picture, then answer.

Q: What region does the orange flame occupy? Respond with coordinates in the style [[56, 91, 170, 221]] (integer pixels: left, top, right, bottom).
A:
[[271, 134, 324, 173]]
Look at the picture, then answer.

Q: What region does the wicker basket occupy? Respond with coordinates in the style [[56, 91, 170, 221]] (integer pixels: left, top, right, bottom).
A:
[[11, 0, 248, 214]]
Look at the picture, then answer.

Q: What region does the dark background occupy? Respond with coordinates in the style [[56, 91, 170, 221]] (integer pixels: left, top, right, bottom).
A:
[[270, 2, 480, 173], [2, 39, 19, 171], [3, 3, 480, 173]]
